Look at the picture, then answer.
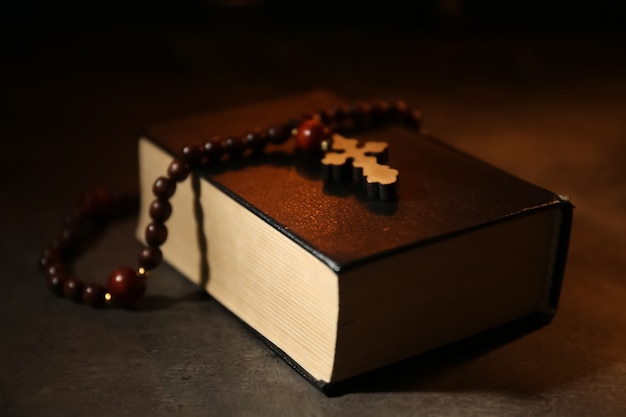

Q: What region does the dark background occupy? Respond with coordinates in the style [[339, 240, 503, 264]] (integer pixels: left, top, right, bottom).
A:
[[2, 1, 626, 416]]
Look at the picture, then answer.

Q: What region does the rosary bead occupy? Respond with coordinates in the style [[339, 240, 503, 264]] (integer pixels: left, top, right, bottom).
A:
[[82, 187, 113, 217], [39, 254, 54, 271], [180, 144, 203, 168], [406, 109, 423, 129], [330, 104, 350, 122], [82, 283, 106, 308], [203, 137, 224, 160], [167, 158, 191, 182], [296, 119, 330, 154], [49, 236, 71, 258], [46, 274, 65, 297], [40, 247, 60, 270], [391, 100, 410, 118], [266, 125, 290, 144], [63, 277, 84, 303], [59, 226, 78, 248], [371, 99, 392, 122], [222, 135, 246, 157], [145, 222, 168, 246], [45, 263, 67, 280], [152, 177, 176, 199], [64, 207, 86, 228], [244, 129, 268, 151], [349, 101, 371, 123], [138, 246, 162, 271], [106, 267, 146, 307], [149, 199, 172, 222]]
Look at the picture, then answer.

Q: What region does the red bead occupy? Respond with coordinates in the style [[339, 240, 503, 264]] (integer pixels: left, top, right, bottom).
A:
[[295, 119, 330, 154], [106, 267, 146, 307]]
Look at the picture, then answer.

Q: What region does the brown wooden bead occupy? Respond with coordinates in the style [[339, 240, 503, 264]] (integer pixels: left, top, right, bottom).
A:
[[138, 246, 163, 270], [203, 136, 224, 160], [152, 177, 176, 199], [371, 99, 391, 122], [82, 284, 106, 308], [45, 263, 66, 279], [145, 222, 168, 246], [180, 144, 202, 168], [222, 135, 245, 157], [39, 247, 60, 271], [349, 101, 371, 122], [266, 125, 290, 144], [64, 207, 86, 228], [39, 254, 54, 271], [244, 129, 268, 151], [46, 274, 65, 297], [149, 199, 172, 222], [106, 267, 146, 307], [58, 226, 78, 249], [167, 158, 190, 182], [81, 187, 113, 216], [406, 109, 423, 129], [49, 236, 71, 258], [63, 278, 84, 303], [331, 104, 350, 122], [391, 100, 409, 118]]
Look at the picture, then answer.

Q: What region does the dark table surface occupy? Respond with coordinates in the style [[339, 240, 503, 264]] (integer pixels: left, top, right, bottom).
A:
[[2, 21, 626, 416]]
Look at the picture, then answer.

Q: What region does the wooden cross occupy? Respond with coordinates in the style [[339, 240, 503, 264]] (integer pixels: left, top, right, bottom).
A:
[[321, 133, 399, 200]]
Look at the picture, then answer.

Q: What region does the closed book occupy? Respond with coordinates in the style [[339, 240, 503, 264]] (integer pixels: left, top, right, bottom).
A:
[[136, 90, 572, 394]]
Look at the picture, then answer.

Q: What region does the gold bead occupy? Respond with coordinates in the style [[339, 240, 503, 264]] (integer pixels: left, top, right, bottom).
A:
[[321, 139, 332, 152], [104, 292, 113, 304], [137, 267, 149, 277]]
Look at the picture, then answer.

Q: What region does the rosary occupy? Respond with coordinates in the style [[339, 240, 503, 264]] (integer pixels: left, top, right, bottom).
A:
[[39, 99, 422, 309]]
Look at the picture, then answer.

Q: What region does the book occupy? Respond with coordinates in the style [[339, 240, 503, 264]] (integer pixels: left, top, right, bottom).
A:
[[136, 90, 573, 394]]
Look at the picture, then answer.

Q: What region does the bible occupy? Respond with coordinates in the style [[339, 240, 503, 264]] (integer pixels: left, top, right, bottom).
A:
[[136, 91, 572, 394]]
